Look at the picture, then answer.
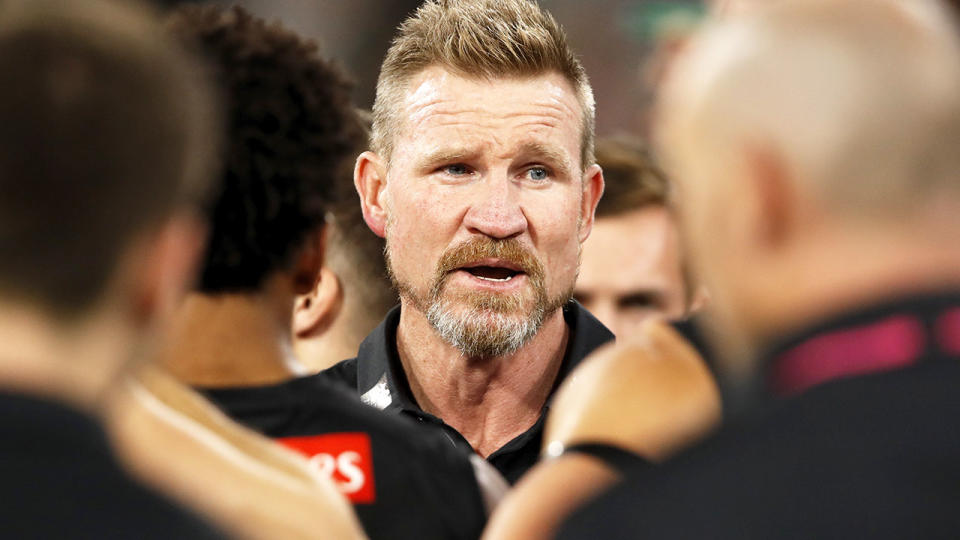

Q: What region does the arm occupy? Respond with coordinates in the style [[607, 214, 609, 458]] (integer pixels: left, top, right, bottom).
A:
[[106, 365, 367, 540], [483, 320, 721, 540]]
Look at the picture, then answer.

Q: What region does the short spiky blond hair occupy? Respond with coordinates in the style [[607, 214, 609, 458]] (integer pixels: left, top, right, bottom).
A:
[[372, 0, 596, 168]]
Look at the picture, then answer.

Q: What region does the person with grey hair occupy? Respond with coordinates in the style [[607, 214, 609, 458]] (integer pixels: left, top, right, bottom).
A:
[[560, 0, 960, 537]]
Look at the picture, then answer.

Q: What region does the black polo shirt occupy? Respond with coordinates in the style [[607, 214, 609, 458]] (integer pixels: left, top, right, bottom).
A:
[[0, 392, 225, 539], [317, 300, 615, 484], [200, 373, 487, 540], [559, 292, 960, 539]]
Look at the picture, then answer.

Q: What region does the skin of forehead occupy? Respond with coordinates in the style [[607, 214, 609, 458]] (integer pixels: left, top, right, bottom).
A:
[[390, 66, 585, 171], [576, 207, 682, 295]]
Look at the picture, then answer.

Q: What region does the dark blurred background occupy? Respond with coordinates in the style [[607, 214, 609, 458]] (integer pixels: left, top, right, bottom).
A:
[[158, 0, 705, 138]]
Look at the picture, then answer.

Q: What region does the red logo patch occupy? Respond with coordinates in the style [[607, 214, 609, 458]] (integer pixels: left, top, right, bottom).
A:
[[277, 433, 376, 504]]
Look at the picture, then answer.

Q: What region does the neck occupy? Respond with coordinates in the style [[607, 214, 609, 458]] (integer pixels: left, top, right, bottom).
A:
[[0, 299, 137, 415], [739, 220, 960, 363], [160, 291, 307, 388], [294, 308, 370, 373], [396, 302, 569, 457]]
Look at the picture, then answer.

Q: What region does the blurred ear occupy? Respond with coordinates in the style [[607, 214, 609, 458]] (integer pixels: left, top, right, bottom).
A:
[[745, 145, 794, 250], [293, 266, 343, 339], [128, 212, 207, 326], [578, 164, 605, 243], [355, 151, 388, 238], [291, 228, 326, 296]]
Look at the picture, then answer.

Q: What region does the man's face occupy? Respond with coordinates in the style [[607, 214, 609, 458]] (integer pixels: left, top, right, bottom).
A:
[[381, 67, 599, 357], [574, 206, 688, 338]]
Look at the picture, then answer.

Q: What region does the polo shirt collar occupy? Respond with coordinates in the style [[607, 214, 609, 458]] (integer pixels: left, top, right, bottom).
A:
[[356, 300, 614, 414]]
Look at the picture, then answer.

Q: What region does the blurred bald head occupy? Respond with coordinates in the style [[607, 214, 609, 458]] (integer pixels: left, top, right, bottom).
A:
[[662, 0, 960, 213], [656, 0, 960, 366]]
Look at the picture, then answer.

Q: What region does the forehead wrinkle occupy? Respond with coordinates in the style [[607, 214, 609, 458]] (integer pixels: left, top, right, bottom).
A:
[[411, 95, 578, 130], [420, 115, 487, 130], [403, 98, 468, 133], [481, 101, 579, 129], [526, 97, 580, 122], [397, 75, 585, 169]]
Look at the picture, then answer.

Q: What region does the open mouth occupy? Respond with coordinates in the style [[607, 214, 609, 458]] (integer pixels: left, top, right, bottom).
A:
[[459, 260, 525, 282]]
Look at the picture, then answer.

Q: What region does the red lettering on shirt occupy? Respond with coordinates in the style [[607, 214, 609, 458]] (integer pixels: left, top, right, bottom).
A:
[[277, 433, 376, 504]]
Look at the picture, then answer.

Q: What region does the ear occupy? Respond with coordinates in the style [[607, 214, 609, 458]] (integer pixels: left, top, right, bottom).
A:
[[578, 163, 605, 243], [744, 145, 794, 249], [291, 227, 327, 295], [355, 151, 389, 238], [129, 212, 207, 326], [293, 266, 343, 339]]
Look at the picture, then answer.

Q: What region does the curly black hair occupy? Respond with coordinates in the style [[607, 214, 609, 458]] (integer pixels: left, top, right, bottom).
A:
[[168, 5, 363, 292]]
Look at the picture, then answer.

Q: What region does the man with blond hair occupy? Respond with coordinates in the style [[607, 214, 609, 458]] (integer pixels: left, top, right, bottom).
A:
[[318, 0, 611, 483], [560, 0, 960, 537]]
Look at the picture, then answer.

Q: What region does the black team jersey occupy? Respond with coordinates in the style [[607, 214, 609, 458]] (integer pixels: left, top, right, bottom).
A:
[[559, 292, 960, 539], [200, 373, 488, 540], [1, 392, 225, 539], [316, 301, 615, 484]]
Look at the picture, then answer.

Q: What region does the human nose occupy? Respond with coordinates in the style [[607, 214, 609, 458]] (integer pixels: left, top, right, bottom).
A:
[[461, 173, 528, 239]]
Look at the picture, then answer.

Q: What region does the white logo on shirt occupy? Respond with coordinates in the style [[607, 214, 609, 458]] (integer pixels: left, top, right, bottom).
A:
[[360, 374, 392, 410]]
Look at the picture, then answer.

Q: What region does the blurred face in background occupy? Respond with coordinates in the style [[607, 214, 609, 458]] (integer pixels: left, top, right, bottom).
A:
[[574, 205, 688, 338], [380, 66, 603, 357]]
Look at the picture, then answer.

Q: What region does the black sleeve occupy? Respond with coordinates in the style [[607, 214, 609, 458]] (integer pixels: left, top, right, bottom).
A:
[[560, 442, 653, 476], [403, 431, 489, 540]]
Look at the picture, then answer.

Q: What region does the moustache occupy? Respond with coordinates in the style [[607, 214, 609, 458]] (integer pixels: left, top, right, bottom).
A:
[[431, 237, 545, 295]]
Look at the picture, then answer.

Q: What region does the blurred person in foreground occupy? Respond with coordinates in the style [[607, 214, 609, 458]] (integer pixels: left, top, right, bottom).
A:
[[574, 136, 694, 336], [0, 0, 224, 536], [161, 6, 496, 539], [318, 0, 611, 485], [293, 112, 397, 372], [107, 360, 366, 540], [558, 0, 960, 538]]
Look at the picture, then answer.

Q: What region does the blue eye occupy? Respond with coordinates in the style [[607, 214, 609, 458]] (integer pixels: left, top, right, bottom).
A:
[[444, 164, 469, 176], [527, 167, 549, 181]]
